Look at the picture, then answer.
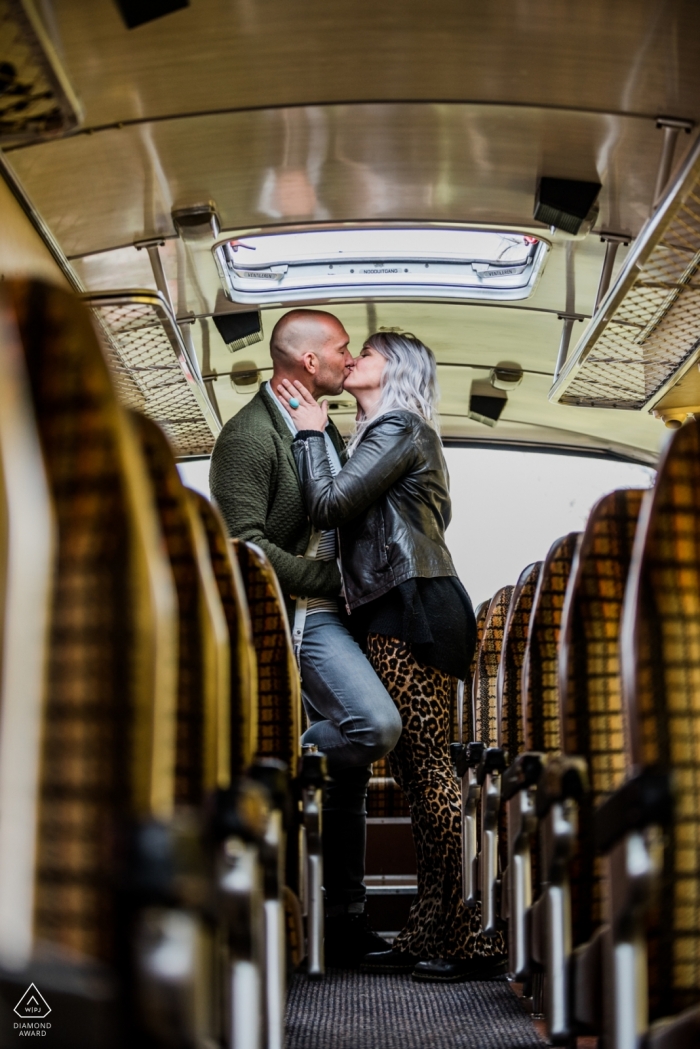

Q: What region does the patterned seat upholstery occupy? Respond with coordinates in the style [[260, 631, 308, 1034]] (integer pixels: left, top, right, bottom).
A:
[[367, 756, 411, 818], [190, 492, 258, 776], [520, 534, 583, 1041], [460, 599, 490, 743], [496, 563, 542, 877], [472, 587, 514, 934], [473, 587, 514, 749], [497, 563, 542, 759], [523, 533, 581, 755], [559, 488, 644, 948], [232, 540, 301, 772], [133, 413, 231, 805], [497, 562, 545, 977], [621, 419, 700, 1021], [0, 282, 178, 973]]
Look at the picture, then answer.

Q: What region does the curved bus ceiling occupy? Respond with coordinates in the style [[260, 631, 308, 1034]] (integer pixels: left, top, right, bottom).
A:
[[4, 0, 700, 462]]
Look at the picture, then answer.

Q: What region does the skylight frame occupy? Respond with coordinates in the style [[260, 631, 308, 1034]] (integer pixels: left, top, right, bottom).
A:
[[213, 226, 550, 306]]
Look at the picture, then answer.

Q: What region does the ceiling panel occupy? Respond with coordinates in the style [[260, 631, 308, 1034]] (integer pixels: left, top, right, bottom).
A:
[[7, 103, 676, 260], [4, 0, 692, 458], [38, 0, 700, 125]]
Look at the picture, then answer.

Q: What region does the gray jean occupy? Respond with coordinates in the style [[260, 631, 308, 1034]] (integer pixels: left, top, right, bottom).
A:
[[299, 610, 402, 911]]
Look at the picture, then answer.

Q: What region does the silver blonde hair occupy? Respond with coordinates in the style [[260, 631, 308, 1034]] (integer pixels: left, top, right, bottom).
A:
[[347, 330, 439, 455]]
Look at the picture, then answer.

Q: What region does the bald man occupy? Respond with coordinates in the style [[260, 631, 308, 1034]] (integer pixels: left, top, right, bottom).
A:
[[210, 309, 401, 967]]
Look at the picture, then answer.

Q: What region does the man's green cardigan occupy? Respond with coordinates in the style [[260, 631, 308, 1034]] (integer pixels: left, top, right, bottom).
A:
[[209, 385, 345, 620]]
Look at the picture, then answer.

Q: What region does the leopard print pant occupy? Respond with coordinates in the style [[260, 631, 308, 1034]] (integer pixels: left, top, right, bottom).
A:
[[367, 634, 506, 961]]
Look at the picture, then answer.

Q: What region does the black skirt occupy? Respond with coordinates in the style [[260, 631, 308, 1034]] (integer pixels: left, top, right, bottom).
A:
[[349, 576, 477, 680]]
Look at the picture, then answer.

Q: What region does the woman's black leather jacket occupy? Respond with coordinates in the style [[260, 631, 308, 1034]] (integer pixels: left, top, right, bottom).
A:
[[292, 411, 456, 611]]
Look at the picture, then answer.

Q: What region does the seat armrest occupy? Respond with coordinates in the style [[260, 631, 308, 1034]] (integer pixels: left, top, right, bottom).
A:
[[450, 741, 485, 777], [450, 742, 468, 779], [535, 755, 588, 819], [570, 924, 606, 1034], [476, 746, 508, 785], [593, 767, 673, 856], [466, 741, 485, 768], [297, 751, 328, 790], [647, 1003, 700, 1049], [502, 752, 544, 802]]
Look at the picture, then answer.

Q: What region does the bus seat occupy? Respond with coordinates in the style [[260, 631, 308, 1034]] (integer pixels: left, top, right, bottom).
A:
[[523, 532, 581, 755], [0, 286, 54, 981], [472, 586, 513, 936], [497, 562, 543, 979], [0, 281, 182, 1047], [367, 756, 410, 819], [498, 563, 543, 761], [132, 412, 271, 1049], [132, 413, 231, 806], [601, 419, 700, 1048], [474, 586, 514, 750], [188, 491, 258, 777], [470, 600, 490, 710], [231, 540, 301, 772], [522, 531, 586, 1043], [451, 598, 491, 908], [189, 492, 292, 1049], [557, 488, 645, 1038], [230, 541, 325, 978]]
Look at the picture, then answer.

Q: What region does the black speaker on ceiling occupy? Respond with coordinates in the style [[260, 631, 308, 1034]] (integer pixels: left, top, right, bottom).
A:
[[468, 380, 507, 428], [114, 0, 189, 30], [534, 177, 602, 235], [213, 311, 264, 353]]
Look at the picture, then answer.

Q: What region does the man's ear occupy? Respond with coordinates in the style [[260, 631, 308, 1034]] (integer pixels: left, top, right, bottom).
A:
[[302, 351, 318, 375]]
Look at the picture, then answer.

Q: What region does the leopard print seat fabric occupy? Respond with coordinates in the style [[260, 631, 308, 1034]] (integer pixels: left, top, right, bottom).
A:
[[367, 634, 506, 962]]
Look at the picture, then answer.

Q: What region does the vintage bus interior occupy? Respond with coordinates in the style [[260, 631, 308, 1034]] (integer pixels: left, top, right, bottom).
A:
[[0, 1, 699, 1047]]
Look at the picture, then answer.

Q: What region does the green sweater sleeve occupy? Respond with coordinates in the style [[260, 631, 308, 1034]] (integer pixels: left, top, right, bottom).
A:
[[210, 428, 341, 600]]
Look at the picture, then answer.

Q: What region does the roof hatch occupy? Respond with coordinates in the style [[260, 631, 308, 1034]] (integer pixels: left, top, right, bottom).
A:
[[214, 227, 548, 306]]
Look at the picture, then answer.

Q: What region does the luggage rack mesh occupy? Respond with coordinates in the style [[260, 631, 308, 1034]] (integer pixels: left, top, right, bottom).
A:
[[550, 136, 700, 411], [0, 0, 82, 145], [86, 292, 221, 458]]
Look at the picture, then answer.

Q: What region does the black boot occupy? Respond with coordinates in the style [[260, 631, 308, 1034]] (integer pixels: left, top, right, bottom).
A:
[[360, 948, 419, 974], [412, 955, 508, 983], [324, 913, 393, 969]]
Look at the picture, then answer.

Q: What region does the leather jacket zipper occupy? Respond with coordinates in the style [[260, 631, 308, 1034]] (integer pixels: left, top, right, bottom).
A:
[[336, 527, 351, 614]]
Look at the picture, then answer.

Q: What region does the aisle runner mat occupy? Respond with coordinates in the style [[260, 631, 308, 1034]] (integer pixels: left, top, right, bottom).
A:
[[286, 970, 546, 1049]]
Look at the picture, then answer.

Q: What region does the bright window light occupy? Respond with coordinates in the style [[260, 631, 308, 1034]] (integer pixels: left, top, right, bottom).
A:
[[214, 228, 548, 305], [179, 449, 655, 610], [442, 448, 655, 606]]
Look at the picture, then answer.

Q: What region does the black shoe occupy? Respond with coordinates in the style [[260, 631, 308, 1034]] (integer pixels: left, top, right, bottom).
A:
[[324, 913, 393, 969], [360, 948, 420, 974], [412, 956, 508, 983]]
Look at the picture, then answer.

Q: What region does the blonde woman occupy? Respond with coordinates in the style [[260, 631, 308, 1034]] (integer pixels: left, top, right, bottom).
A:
[[277, 331, 506, 982]]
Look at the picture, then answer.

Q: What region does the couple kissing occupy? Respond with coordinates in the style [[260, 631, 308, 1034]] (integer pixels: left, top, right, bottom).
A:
[[210, 309, 506, 982]]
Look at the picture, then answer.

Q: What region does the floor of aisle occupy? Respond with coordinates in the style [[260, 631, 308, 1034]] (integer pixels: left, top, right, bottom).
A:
[[286, 970, 547, 1049]]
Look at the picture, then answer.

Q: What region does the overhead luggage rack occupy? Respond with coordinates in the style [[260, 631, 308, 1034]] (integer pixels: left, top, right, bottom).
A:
[[550, 133, 700, 412], [84, 290, 221, 458], [0, 0, 82, 145]]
